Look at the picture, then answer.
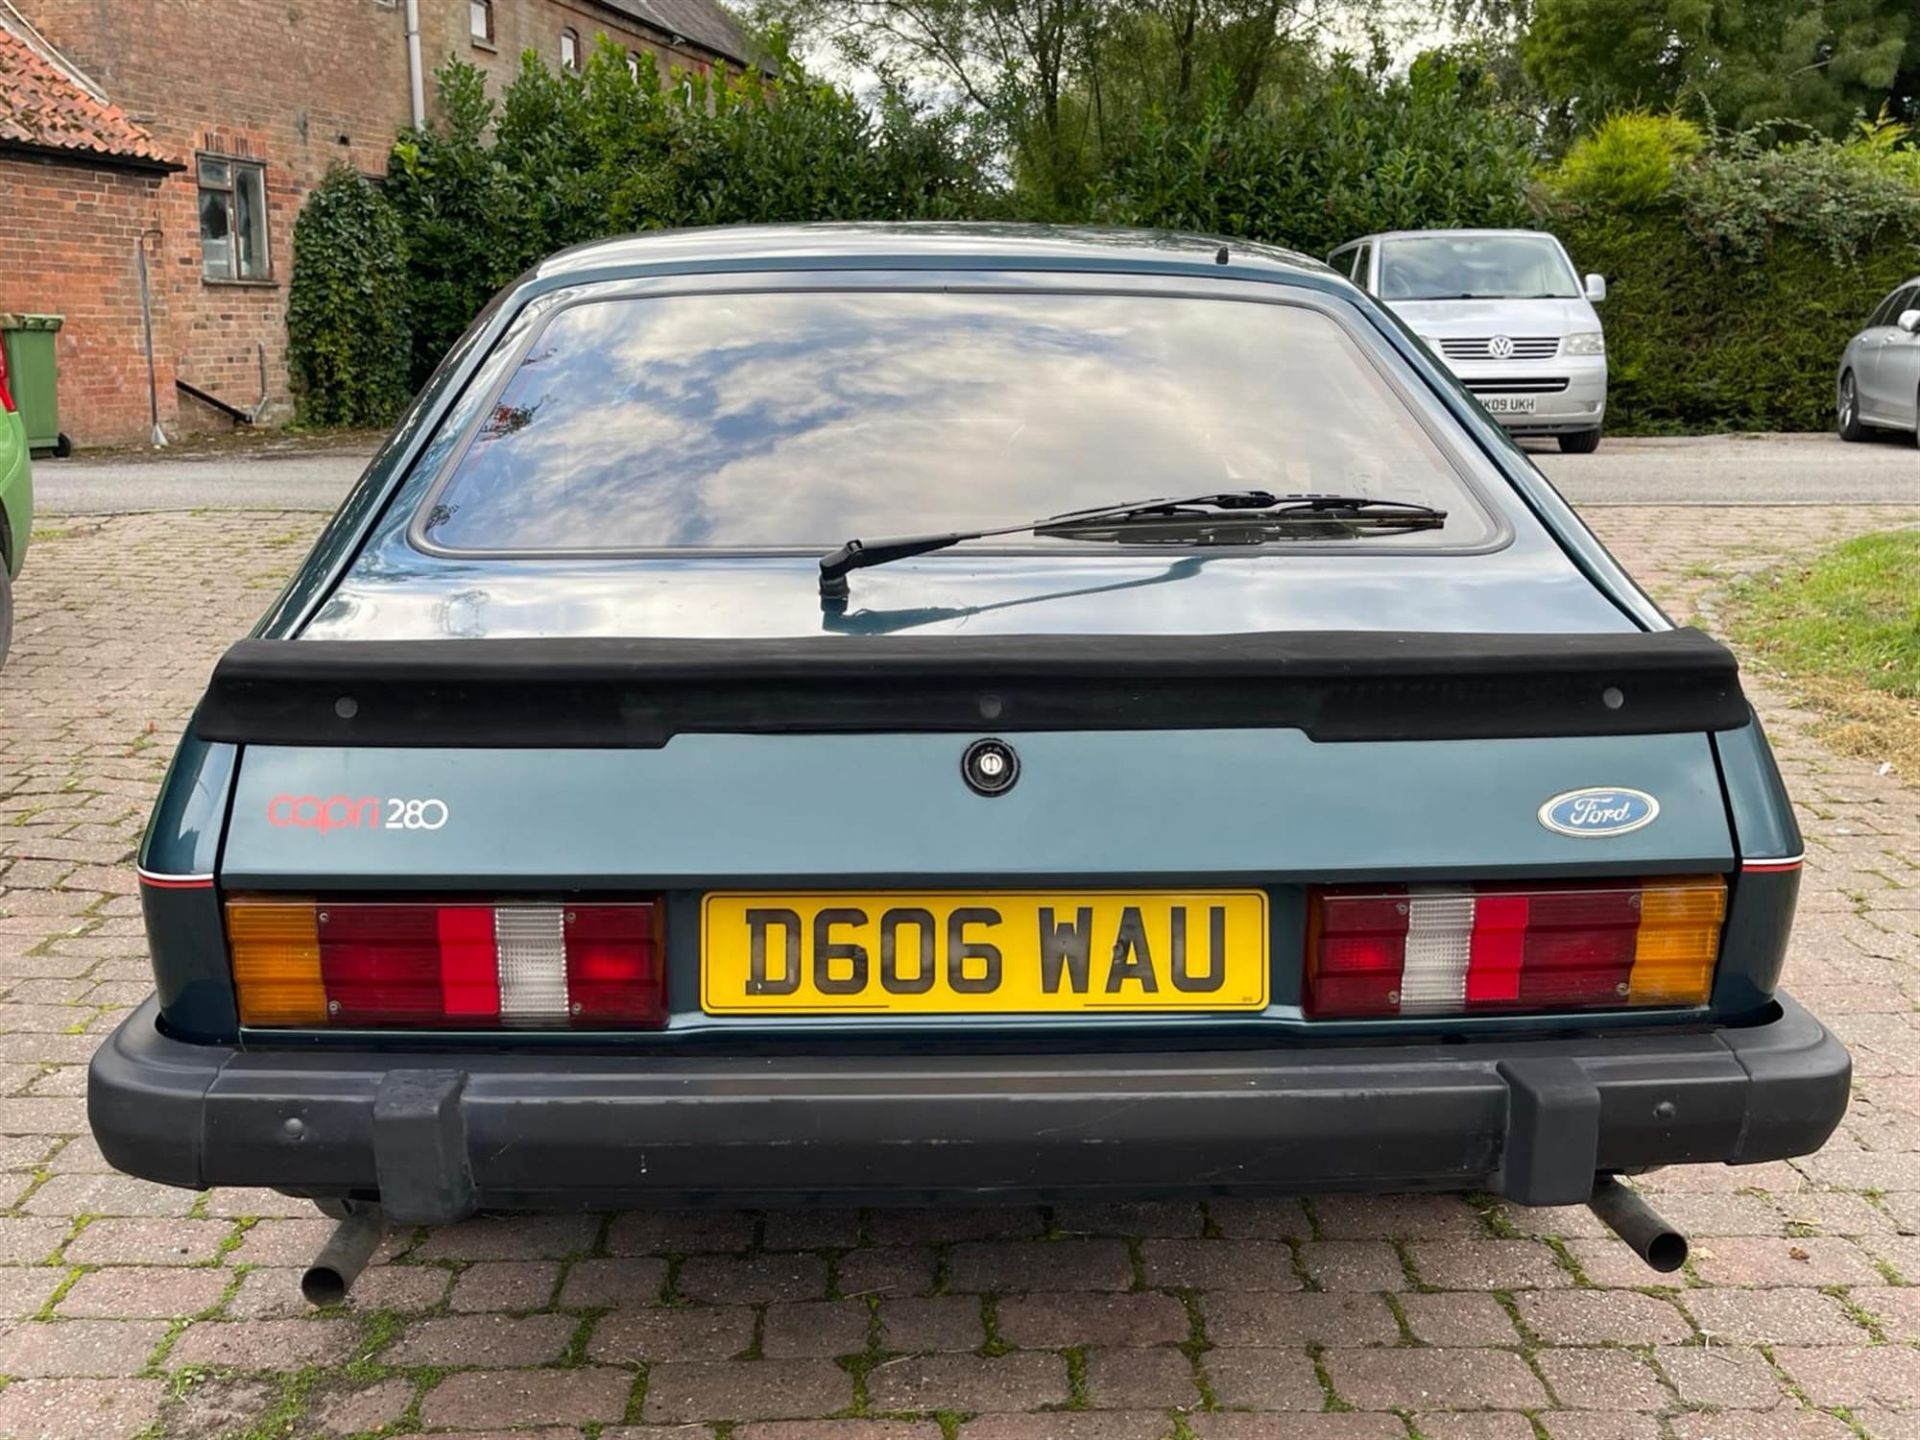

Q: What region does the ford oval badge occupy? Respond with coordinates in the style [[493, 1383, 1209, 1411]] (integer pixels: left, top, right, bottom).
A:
[[1539, 787, 1660, 838]]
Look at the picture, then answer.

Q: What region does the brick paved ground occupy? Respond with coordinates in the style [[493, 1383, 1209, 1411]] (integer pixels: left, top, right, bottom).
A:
[[0, 503, 1917, 1440]]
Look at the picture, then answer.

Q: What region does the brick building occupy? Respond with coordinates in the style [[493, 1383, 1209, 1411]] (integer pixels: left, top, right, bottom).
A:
[[0, 23, 177, 447], [0, 0, 755, 447]]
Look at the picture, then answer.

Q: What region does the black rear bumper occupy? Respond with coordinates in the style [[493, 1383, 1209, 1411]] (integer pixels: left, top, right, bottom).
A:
[[89, 995, 1849, 1223]]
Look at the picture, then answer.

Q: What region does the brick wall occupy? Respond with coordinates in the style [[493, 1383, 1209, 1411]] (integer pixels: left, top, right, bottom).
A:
[[440, 0, 717, 96], [0, 154, 175, 447], [9, 0, 739, 446], [20, 0, 415, 434]]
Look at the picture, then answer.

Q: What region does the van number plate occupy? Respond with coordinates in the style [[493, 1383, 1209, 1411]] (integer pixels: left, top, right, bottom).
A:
[[1482, 396, 1537, 414]]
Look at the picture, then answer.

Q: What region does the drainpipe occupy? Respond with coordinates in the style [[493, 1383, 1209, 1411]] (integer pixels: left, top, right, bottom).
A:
[[404, 0, 425, 128], [135, 231, 167, 448]]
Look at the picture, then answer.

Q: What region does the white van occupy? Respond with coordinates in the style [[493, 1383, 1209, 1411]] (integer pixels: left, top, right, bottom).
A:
[[1329, 229, 1609, 453]]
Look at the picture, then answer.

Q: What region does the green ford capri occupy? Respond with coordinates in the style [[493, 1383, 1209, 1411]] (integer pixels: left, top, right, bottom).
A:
[[87, 225, 1847, 1301]]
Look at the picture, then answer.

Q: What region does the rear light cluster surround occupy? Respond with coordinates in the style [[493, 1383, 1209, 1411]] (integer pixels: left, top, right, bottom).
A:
[[227, 898, 665, 1029], [225, 876, 1731, 1030], [1306, 875, 1727, 1020]]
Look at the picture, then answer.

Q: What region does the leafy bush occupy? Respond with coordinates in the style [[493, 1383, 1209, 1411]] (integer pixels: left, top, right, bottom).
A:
[[1553, 113, 1706, 210], [382, 64, 534, 395], [383, 47, 997, 385], [285, 165, 411, 427], [1080, 56, 1539, 256], [1675, 128, 1920, 263]]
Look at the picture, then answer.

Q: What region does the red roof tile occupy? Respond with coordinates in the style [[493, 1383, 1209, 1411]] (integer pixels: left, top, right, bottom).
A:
[[0, 23, 173, 167]]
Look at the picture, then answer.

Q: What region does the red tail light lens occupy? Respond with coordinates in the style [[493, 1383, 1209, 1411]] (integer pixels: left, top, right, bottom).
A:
[[564, 905, 666, 1024], [1308, 891, 1409, 1017], [0, 340, 13, 413], [319, 903, 481, 1025], [1306, 877, 1726, 1019], [229, 899, 665, 1029]]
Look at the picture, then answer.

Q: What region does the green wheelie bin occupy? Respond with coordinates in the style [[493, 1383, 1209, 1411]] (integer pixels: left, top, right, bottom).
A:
[[0, 315, 69, 457]]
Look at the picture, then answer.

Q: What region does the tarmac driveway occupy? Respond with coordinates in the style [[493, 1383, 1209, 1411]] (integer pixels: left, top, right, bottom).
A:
[[28, 429, 1920, 511]]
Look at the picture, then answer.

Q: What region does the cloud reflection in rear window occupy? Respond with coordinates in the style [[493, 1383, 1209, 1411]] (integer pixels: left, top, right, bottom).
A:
[[420, 289, 1490, 552]]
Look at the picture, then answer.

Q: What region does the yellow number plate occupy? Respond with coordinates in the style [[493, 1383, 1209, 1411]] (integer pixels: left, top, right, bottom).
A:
[[701, 890, 1269, 1015]]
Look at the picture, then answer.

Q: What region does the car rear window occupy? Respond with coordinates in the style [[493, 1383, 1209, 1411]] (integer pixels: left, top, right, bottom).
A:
[[418, 289, 1495, 553]]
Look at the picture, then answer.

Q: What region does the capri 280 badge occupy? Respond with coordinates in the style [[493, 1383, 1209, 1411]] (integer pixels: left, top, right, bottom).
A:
[[1538, 787, 1659, 838], [266, 794, 448, 834]]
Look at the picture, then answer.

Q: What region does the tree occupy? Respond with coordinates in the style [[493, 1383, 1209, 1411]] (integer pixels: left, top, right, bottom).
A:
[[762, 0, 1103, 211], [1890, 50, 1919, 122], [762, 0, 1355, 210], [1517, 0, 1912, 137]]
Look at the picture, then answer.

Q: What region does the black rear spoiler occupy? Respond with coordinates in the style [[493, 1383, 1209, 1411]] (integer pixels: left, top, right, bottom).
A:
[[193, 628, 1748, 748]]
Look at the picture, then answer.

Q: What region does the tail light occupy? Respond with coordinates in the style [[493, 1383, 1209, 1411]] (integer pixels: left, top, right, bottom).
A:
[[1306, 876, 1726, 1019], [0, 339, 13, 413], [227, 899, 664, 1029]]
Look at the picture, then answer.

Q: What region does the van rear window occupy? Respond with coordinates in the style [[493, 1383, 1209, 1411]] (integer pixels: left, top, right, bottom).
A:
[[418, 289, 1493, 553]]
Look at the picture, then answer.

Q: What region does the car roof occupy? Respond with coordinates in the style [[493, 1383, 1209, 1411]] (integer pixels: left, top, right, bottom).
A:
[[1338, 229, 1562, 246], [532, 222, 1334, 283]]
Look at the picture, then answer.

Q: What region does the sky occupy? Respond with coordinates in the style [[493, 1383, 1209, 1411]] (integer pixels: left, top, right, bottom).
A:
[[789, 0, 1466, 105]]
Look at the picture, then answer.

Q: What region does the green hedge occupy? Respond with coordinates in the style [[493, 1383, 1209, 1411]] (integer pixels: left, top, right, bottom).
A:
[[1079, 57, 1539, 256], [1547, 119, 1920, 433], [285, 54, 1920, 435], [1560, 214, 1919, 432], [385, 48, 997, 390]]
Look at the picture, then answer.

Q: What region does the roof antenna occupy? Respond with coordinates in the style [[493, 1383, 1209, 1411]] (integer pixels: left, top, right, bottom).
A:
[[1215, 245, 1230, 265]]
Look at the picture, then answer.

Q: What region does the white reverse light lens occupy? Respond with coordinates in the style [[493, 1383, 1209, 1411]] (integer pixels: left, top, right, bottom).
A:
[[1564, 331, 1606, 356], [1398, 886, 1475, 1015], [496, 905, 570, 1026]]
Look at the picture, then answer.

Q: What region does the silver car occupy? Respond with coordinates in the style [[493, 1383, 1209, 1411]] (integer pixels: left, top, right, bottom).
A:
[[1837, 277, 1920, 441]]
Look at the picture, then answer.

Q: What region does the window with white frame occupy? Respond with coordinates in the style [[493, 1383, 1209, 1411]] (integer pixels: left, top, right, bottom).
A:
[[198, 156, 270, 281], [560, 27, 580, 71], [469, 0, 494, 43]]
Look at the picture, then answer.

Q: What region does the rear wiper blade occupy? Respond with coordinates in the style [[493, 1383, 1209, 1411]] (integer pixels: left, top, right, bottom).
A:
[[818, 490, 1447, 602]]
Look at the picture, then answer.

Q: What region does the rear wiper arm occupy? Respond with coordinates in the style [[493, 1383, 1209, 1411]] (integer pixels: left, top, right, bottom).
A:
[[817, 490, 1447, 601]]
